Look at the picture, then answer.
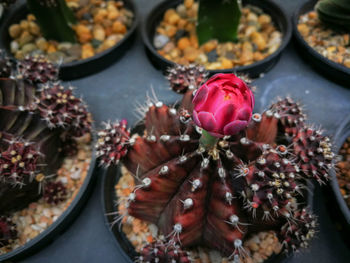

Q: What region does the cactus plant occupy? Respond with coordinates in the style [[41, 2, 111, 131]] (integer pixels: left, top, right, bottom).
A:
[[97, 65, 334, 260], [1, 0, 77, 42], [197, 0, 242, 45], [0, 51, 91, 214], [316, 0, 350, 30], [0, 216, 17, 248]]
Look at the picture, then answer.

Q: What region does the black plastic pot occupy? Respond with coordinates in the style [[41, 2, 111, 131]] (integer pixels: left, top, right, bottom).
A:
[[142, 0, 292, 77], [102, 123, 315, 263], [325, 116, 350, 246], [0, 0, 138, 81], [292, 0, 350, 86], [0, 135, 97, 261]]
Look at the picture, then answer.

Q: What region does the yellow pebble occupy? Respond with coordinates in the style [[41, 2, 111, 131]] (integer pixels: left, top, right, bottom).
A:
[[184, 0, 194, 9], [221, 58, 233, 69], [177, 37, 191, 50], [166, 12, 180, 25], [297, 24, 309, 37], [47, 44, 57, 53], [112, 21, 127, 34], [82, 44, 95, 59], [203, 40, 217, 53], [250, 31, 266, 51]]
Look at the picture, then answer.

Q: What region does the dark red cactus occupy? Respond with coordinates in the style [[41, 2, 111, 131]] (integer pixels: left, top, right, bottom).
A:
[[34, 83, 92, 137], [0, 216, 17, 248], [166, 64, 208, 94], [270, 97, 306, 137], [292, 127, 333, 184], [43, 181, 67, 204], [17, 55, 59, 84], [243, 147, 302, 220], [0, 50, 91, 213], [98, 66, 334, 259], [279, 208, 316, 254], [138, 240, 192, 263], [0, 134, 41, 186], [96, 120, 130, 166]]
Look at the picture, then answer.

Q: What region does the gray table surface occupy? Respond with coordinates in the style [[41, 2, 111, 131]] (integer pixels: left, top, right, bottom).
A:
[[23, 0, 350, 262]]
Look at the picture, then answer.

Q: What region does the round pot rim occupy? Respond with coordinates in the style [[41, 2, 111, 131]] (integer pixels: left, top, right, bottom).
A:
[[292, 0, 350, 78], [141, 0, 292, 75], [0, 128, 97, 261], [330, 116, 350, 224], [101, 122, 315, 263], [0, 0, 139, 79]]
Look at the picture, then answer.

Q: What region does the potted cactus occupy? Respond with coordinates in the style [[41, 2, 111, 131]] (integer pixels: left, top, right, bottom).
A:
[[0, 50, 95, 260], [99, 65, 335, 262], [294, 0, 350, 84], [142, 0, 291, 77], [0, 0, 137, 79]]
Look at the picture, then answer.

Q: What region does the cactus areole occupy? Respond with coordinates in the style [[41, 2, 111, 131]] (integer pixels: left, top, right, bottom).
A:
[[97, 66, 334, 261]]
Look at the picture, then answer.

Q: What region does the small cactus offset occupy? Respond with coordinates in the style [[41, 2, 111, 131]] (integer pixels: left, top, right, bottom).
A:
[[316, 0, 350, 30], [0, 50, 91, 214], [97, 65, 335, 261]]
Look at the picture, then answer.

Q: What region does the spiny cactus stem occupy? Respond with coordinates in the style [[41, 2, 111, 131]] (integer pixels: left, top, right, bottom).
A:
[[200, 130, 219, 149]]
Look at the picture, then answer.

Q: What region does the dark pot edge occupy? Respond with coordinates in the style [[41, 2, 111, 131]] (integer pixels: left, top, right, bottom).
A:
[[0, 128, 98, 261], [292, 0, 350, 86], [100, 122, 317, 263], [329, 116, 350, 225], [141, 0, 292, 77], [0, 0, 139, 81]]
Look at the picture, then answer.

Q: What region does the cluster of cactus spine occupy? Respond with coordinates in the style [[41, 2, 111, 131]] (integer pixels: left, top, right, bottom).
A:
[[1, 0, 77, 42], [0, 51, 91, 217], [97, 65, 335, 262]]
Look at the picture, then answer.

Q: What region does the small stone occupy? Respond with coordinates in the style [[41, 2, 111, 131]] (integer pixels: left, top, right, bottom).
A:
[[177, 37, 191, 50], [196, 53, 208, 64], [93, 25, 106, 41], [10, 41, 19, 53], [35, 37, 48, 51], [28, 21, 40, 36], [247, 12, 258, 22], [184, 0, 194, 9], [21, 43, 37, 54], [167, 12, 181, 25], [344, 59, 350, 68], [112, 21, 127, 34], [19, 20, 29, 30], [15, 50, 24, 59], [207, 49, 218, 62], [221, 57, 233, 69], [57, 42, 73, 51], [225, 51, 236, 60], [9, 24, 22, 38], [176, 4, 187, 18], [183, 46, 198, 62], [81, 43, 95, 59], [66, 44, 82, 58], [47, 44, 57, 53], [47, 51, 66, 62], [82, 13, 93, 21], [258, 14, 271, 26], [174, 29, 188, 42], [250, 32, 266, 51], [154, 34, 169, 49], [203, 40, 217, 53], [91, 39, 102, 49], [75, 24, 92, 44], [19, 31, 33, 46], [298, 23, 309, 37]]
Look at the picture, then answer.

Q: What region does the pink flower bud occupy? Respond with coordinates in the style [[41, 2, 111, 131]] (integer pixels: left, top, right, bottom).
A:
[[192, 73, 254, 137]]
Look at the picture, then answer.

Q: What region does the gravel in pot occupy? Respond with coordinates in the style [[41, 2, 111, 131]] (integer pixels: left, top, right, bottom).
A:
[[142, 0, 291, 77]]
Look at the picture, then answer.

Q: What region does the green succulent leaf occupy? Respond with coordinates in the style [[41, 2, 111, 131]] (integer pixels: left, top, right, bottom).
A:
[[27, 0, 77, 43], [196, 0, 241, 46], [316, 0, 350, 30]]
